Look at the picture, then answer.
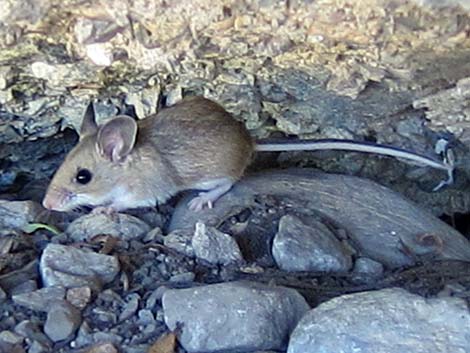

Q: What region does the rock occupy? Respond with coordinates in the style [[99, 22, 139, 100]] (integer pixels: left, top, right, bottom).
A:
[[163, 228, 194, 257], [170, 169, 470, 268], [90, 332, 123, 347], [10, 280, 38, 295], [40, 244, 120, 291], [351, 257, 384, 284], [66, 286, 92, 310], [83, 342, 119, 353], [71, 321, 93, 348], [0, 285, 6, 302], [0, 200, 42, 230], [0, 342, 25, 353], [137, 309, 155, 326], [118, 293, 140, 322], [12, 286, 66, 312], [28, 340, 50, 353], [163, 281, 310, 352], [66, 213, 151, 242], [288, 288, 470, 353], [145, 287, 167, 309], [192, 222, 244, 265], [142, 226, 163, 243], [14, 320, 51, 348], [0, 330, 23, 345], [44, 301, 82, 342], [272, 214, 352, 272], [168, 272, 195, 283]]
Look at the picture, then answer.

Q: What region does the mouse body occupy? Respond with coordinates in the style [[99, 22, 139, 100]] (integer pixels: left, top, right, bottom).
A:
[[43, 96, 453, 213], [43, 96, 254, 212]]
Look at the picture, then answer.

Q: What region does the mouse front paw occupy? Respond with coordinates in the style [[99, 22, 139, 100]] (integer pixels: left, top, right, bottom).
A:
[[187, 193, 214, 212]]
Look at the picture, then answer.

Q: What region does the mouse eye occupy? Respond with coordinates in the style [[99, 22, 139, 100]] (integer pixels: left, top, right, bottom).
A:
[[75, 168, 92, 185]]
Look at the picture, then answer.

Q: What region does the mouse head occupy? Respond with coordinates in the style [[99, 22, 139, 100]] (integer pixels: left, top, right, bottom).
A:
[[42, 103, 138, 212]]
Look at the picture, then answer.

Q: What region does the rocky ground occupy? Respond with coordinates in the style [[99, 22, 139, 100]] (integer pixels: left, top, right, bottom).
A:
[[1, 0, 470, 352], [1, 167, 470, 353]]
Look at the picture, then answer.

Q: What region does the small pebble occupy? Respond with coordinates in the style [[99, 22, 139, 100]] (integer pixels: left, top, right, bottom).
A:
[[28, 340, 50, 353], [119, 293, 140, 322], [10, 280, 38, 296], [12, 287, 66, 312], [0, 330, 24, 345], [66, 286, 92, 310], [169, 272, 195, 283], [351, 257, 384, 284], [192, 222, 244, 265], [44, 301, 82, 342], [0, 286, 6, 303], [82, 342, 119, 353]]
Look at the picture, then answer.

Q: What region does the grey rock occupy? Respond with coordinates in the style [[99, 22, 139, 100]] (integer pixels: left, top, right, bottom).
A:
[[438, 283, 467, 298], [412, 0, 470, 10], [66, 213, 151, 242], [169, 272, 195, 283], [119, 293, 140, 322], [28, 340, 50, 353], [141, 323, 157, 335], [12, 286, 65, 312], [142, 227, 163, 243], [14, 320, 51, 348], [44, 301, 82, 342], [352, 257, 384, 283], [170, 169, 470, 268], [91, 332, 123, 346], [163, 281, 310, 352], [0, 341, 25, 353], [137, 309, 155, 326], [39, 244, 120, 291], [192, 222, 244, 265], [272, 214, 352, 272], [288, 288, 470, 353], [10, 280, 38, 295], [92, 308, 117, 326], [145, 286, 167, 309], [274, 101, 324, 135], [120, 345, 148, 353], [71, 321, 92, 349], [0, 285, 6, 302], [163, 228, 194, 257], [66, 286, 92, 310], [0, 200, 42, 230], [0, 330, 23, 345], [81, 342, 119, 353]]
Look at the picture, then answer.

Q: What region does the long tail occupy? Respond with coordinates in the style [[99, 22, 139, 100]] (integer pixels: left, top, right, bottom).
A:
[[255, 139, 454, 190]]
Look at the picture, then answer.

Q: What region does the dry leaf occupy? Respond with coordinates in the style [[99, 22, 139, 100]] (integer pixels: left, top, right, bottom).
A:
[[85, 342, 118, 353], [147, 332, 177, 353], [90, 234, 119, 254]]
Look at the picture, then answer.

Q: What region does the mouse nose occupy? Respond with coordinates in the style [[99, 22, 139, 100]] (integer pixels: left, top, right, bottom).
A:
[[42, 195, 53, 210], [42, 193, 57, 210]]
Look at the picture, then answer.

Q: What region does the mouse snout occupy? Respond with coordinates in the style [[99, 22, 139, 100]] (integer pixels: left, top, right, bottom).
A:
[[42, 188, 69, 211], [42, 192, 57, 210]]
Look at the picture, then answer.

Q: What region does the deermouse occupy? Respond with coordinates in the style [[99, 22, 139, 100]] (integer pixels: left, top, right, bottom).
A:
[[42, 96, 454, 213]]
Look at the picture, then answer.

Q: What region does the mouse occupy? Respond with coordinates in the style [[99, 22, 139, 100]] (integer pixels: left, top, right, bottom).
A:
[[42, 96, 454, 213]]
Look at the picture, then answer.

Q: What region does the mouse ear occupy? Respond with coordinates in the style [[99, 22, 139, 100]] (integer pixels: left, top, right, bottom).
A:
[[96, 116, 138, 162], [80, 102, 98, 137]]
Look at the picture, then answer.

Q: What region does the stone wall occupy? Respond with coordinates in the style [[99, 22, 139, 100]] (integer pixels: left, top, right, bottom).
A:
[[1, 0, 470, 214]]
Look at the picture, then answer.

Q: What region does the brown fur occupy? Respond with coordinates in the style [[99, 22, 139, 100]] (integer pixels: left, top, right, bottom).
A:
[[43, 96, 254, 211], [138, 96, 255, 186]]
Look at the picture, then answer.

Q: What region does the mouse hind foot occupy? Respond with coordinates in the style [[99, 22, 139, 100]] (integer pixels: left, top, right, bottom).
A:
[[187, 177, 234, 211]]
